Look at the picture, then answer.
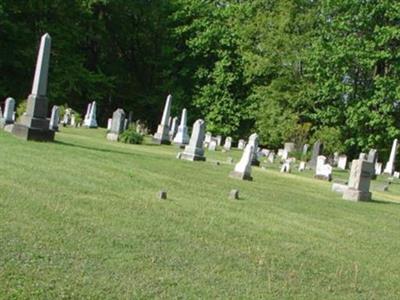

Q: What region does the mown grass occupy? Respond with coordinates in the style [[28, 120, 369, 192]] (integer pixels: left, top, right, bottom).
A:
[[1, 127, 400, 299]]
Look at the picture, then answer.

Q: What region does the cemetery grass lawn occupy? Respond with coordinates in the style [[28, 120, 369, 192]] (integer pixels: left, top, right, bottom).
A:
[[1, 128, 400, 299]]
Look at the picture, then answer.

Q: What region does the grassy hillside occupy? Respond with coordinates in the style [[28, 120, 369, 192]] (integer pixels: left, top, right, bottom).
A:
[[1, 128, 400, 298]]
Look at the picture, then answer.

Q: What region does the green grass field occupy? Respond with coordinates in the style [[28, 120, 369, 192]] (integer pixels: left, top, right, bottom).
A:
[[1, 128, 400, 298]]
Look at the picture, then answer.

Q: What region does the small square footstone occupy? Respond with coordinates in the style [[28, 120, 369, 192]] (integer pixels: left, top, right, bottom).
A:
[[158, 190, 167, 200], [229, 189, 239, 200]]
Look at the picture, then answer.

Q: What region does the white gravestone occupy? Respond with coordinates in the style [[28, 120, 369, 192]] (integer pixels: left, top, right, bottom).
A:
[[173, 108, 190, 145], [315, 155, 332, 181], [223, 137, 232, 151], [229, 144, 253, 181], [384, 139, 397, 175], [107, 109, 125, 141], [153, 94, 172, 144], [238, 139, 246, 150], [337, 155, 347, 170], [49, 105, 60, 131]]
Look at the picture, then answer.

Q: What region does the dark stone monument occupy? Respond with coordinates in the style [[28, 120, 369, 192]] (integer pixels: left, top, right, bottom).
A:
[[12, 33, 54, 141]]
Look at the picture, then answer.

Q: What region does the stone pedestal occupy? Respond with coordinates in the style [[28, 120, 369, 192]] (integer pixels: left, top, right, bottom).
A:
[[153, 124, 171, 145], [343, 159, 374, 202]]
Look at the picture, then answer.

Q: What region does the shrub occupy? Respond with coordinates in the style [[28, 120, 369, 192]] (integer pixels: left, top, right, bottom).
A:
[[119, 129, 144, 144]]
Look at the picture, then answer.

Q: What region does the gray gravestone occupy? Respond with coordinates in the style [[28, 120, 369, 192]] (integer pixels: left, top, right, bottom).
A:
[[309, 140, 323, 169], [49, 105, 60, 131], [107, 108, 126, 141], [169, 117, 178, 141], [229, 144, 253, 181], [153, 94, 172, 144], [248, 133, 260, 166], [1, 97, 15, 126], [179, 119, 206, 161], [343, 159, 374, 201], [11, 34, 55, 141], [224, 137, 232, 151]]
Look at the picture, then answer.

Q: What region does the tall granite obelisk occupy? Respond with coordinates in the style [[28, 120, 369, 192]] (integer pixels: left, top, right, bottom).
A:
[[153, 94, 172, 144], [12, 33, 54, 141]]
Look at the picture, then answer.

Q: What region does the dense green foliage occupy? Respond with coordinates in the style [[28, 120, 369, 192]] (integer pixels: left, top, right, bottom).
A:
[[119, 128, 144, 144], [0, 0, 399, 157]]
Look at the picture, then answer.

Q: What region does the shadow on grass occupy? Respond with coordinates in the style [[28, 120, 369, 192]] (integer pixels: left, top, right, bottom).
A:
[[54, 140, 147, 158], [369, 198, 400, 205]]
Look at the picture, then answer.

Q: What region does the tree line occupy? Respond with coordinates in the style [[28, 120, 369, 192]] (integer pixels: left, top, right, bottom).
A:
[[0, 0, 399, 159]]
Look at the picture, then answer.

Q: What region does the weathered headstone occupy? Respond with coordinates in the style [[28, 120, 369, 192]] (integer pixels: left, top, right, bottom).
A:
[[208, 140, 217, 151], [248, 133, 260, 166], [173, 109, 190, 145], [302, 144, 309, 156], [238, 139, 246, 150], [153, 94, 172, 144], [107, 118, 112, 130], [268, 152, 275, 163], [229, 144, 253, 181], [223, 137, 232, 151], [333, 152, 339, 166], [367, 149, 378, 178], [229, 189, 240, 200], [375, 162, 382, 175], [281, 150, 288, 160], [169, 117, 178, 141], [49, 105, 60, 131], [309, 140, 323, 169], [107, 109, 126, 141], [337, 155, 347, 170], [343, 159, 374, 201], [315, 155, 332, 181], [284, 142, 295, 153], [1, 97, 15, 126], [128, 111, 133, 126], [11, 34, 55, 141], [215, 135, 222, 147], [280, 160, 291, 173], [179, 119, 206, 161], [384, 139, 398, 175], [298, 161, 306, 172], [84, 103, 91, 126], [84, 101, 98, 128], [204, 132, 212, 145], [70, 114, 76, 127]]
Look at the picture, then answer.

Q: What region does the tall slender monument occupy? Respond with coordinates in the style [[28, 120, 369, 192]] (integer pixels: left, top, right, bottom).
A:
[[12, 33, 55, 141]]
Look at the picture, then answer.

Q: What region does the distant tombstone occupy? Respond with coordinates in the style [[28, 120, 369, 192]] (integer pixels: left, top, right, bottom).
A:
[[337, 155, 347, 170], [314, 155, 332, 181], [359, 153, 367, 160], [238, 139, 246, 150], [128, 111, 133, 126], [49, 105, 60, 131], [169, 117, 178, 140], [284, 142, 295, 153], [309, 140, 323, 169], [71, 114, 76, 127], [216, 135, 222, 146], [394, 172, 400, 179], [12, 112, 15, 121], [277, 149, 284, 157], [179, 119, 206, 161], [107, 109, 126, 141], [229, 144, 253, 181], [173, 109, 190, 146], [260, 149, 270, 157], [281, 150, 288, 160], [153, 94, 172, 144], [2, 97, 15, 126], [333, 152, 339, 166], [280, 160, 291, 173], [85, 101, 98, 128], [383, 139, 398, 175], [298, 161, 306, 172], [205, 132, 212, 144], [11, 34, 55, 141], [107, 118, 112, 130], [124, 118, 129, 130], [302, 144, 309, 156], [208, 140, 217, 151], [83, 103, 91, 126], [248, 133, 260, 166], [223, 137, 232, 151], [375, 162, 382, 175], [367, 149, 378, 178], [343, 159, 374, 201], [268, 152, 275, 163], [0, 107, 3, 118]]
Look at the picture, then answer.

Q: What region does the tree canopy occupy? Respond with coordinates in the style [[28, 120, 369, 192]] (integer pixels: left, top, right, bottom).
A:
[[0, 0, 399, 158]]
